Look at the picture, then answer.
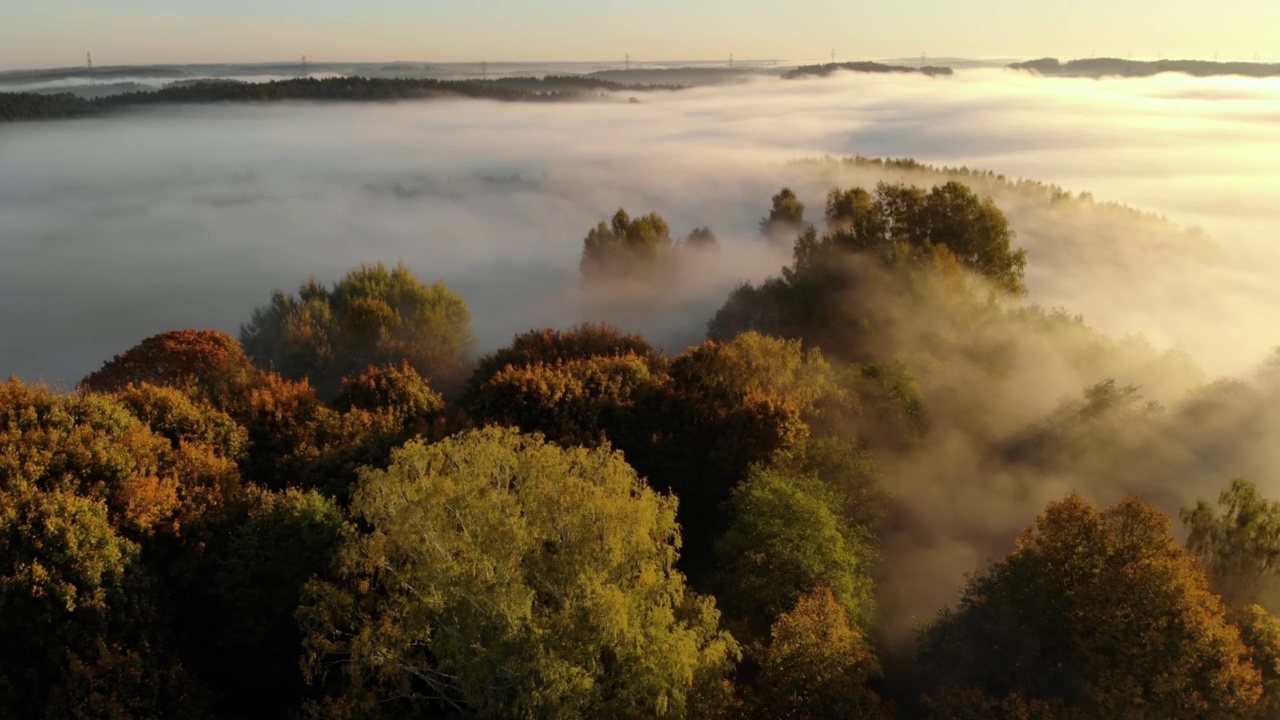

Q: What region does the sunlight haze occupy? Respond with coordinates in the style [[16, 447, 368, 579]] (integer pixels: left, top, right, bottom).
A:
[[4, 0, 1279, 69]]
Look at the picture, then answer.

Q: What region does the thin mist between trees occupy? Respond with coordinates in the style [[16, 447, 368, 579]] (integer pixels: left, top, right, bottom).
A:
[[5, 178, 1280, 719]]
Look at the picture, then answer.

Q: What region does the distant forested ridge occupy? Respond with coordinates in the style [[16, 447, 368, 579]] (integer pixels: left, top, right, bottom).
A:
[[1011, 56, 1280, 78], [783, 62, 954, 79], [0, 75, 677, 122], [585, 67, 770, 85], [797, 155, 1216, 237]]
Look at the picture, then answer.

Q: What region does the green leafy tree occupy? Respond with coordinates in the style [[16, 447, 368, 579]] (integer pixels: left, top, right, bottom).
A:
[[207, 488, 349, 719], [1183, 478, 1280, 612], [710, 182, 1026, 360], [713, 467, 875, 640], [773, 437, 886, 531], [580, 209, 675, 281], [916, 494, 1263, 719], [684, 226, 719, 249], [820, 181, 1025, 293], [666, 332, 841, 415], [760, 187, 807, 245], [830, 358, 929, 449], [240, 262, 474, 399], [1236, 605, 1280, 720], [298, 428, 738, 719], [0, 485, 205, 719], [111, 383, 250, 462]]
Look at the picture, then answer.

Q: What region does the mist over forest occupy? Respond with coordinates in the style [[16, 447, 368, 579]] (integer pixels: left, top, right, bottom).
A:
[[4, 64, 1280, 719], [4, 70, 1277, 384]]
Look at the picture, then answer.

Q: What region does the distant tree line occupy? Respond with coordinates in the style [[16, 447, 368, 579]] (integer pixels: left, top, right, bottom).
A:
[[783, 62, 954, 79], [0, 91, 98, 121], [1011, 57, 1280, 78], [0, 75, 678, 122]]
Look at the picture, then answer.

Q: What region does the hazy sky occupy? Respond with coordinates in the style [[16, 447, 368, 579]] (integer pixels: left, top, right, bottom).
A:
[[3, 0, 1278, 70]]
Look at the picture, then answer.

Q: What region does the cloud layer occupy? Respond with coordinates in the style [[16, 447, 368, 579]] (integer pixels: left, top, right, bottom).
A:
[[3, 70, 1277, 388]]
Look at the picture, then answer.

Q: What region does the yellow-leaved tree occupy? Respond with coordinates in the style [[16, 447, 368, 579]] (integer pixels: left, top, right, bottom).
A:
[[298, 427, 738, 719]]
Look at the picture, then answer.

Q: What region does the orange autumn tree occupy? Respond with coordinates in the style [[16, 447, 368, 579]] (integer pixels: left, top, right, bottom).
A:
[[0, 379, 240, 537], [916, 494, 1264, 719], [80, 329, 255, 400], [739, 587, 890, 720], [0, 379, 240, 717]]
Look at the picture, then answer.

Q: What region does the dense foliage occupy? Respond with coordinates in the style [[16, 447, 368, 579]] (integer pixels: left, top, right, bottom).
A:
[[7, 174, 1280, 718], [711, 180, 1026, 360], [916, 494, 1263, 718], [299, 428, 738, 719], [240, 262, 474, 399]]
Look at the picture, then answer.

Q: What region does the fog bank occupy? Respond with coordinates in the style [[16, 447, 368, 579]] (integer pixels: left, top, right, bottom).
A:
[[1, 68, 1276, 388]]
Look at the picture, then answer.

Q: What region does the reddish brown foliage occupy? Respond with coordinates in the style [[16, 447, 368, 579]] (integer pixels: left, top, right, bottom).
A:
[[80, 330, 255, 397]]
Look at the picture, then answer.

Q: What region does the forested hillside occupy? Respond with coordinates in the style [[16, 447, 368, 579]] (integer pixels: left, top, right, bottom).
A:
[[783, 62, 954, 78], [0, 75, 673, 122], [6, 176, 1280, 719]]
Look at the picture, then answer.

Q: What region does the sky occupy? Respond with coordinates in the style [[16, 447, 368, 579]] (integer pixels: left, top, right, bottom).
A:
[[2, 0, 1279, 70]]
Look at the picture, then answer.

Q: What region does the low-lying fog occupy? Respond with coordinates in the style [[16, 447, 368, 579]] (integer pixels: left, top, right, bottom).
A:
[[1, 68, 1277, 389]]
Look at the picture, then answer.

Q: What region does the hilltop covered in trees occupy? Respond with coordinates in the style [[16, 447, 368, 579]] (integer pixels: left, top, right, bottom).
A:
[[783, 62, 954, 79], [0, 75, 677, 122], [1010, 56, 1280, 78], [7, 174, 1280, 719]]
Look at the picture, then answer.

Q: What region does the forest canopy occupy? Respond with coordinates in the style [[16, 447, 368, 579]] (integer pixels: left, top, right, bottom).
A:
[[10, 173, 1280, 719]]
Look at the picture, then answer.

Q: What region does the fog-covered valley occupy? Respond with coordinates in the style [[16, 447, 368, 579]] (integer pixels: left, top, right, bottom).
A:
[[5, 63, 1280, 718], [3, 68, 1278, 386]]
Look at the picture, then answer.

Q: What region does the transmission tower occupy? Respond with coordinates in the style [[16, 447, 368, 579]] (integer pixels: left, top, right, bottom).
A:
[[625, 54, 630, 71]]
